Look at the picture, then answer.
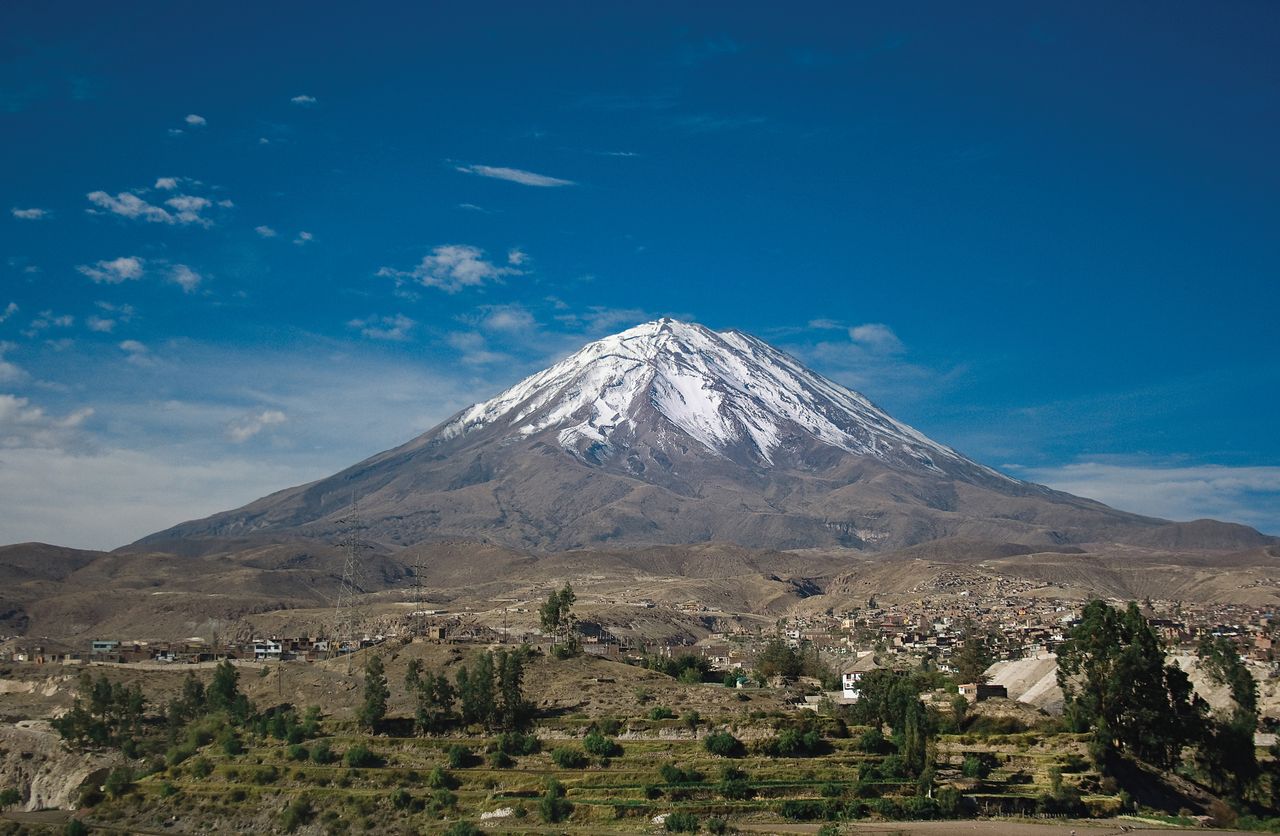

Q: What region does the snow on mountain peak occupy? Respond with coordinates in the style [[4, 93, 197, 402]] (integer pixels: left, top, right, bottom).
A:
[[440, 318, 1007, 479]]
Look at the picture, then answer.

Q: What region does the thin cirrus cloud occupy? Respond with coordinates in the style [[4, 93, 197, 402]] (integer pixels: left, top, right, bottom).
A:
[[184, 114, 206, 126], [455, 163, 575, 187], [849, 323, 905, 354], [254, 225, 278, 238], [348, 313, 415, 341], [377, 244, 523, 293], [290, 94, 317, 105], [11, 207, 49, 220], [1009, 459, 1280, 535]]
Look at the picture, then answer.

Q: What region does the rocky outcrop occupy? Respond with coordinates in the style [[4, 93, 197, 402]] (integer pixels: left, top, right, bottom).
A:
[[0, 721, 117, 811]]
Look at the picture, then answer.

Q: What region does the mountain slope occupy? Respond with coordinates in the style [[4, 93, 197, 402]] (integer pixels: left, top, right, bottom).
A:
[[134, 320, 1272, 553]]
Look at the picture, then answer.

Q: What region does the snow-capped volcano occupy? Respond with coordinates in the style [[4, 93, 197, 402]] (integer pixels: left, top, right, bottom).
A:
[[140, 318, 1260, 554], [441, 319, 1006, 480]]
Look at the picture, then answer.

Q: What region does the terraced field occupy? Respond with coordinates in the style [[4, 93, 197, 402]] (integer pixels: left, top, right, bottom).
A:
[[81, 718, 1120, 834]]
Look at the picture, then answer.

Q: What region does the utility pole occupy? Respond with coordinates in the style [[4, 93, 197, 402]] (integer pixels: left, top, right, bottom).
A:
[[332, 498, 368, 676]]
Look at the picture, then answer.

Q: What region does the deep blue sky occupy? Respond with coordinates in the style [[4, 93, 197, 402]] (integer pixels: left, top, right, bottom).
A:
[[2, 2, 1278, 547]]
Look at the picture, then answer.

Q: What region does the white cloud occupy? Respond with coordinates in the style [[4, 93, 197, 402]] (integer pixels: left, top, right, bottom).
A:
[[87, 191, 175, 224], [169, 264, 202, 293], [507, 248, 528, 266], [475, 304, 534, 332], [849, 323, 904, 354], [26, 311, 74, 333], [254, 225, 278, 238], [163, 194, 213, 226], [86, 316, 115, 333], [0, 393, 92, 449], [119, 340, 153, 367], [446, 331, 509, 365], [0, 342, 25, 383], [377, 244, 522, 293], [87, 181, 225, 227], [348, 313, 415, 342], [290, 94, 317, 105], [227, 409, 287, 443], [1010, 459, 1280, 535], [454, 164, 575, 187], [293, 231, 313, 245], [77, 256, 145, 284], [184, 113, 206, 126], [0, 446, 314, 550], [11, 207, 48, 220], [168, 128, 184, 136], [807, 318, 842, 330], [0, 302, 17, 324]]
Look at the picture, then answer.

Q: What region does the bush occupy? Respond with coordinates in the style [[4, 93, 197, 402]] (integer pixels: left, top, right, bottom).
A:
[[343, 744, 380, 769], [64, 820, 89, 836], [961, 753, 990, 778], [780, 799, 829, 821], [665, 811, 699, 832], [705, 818, 729, 835], [594, 717, 622, 736], [489, 749, 514, 768], [427, 766, 458, 790], [659, 762, 702, 784], [443, 823, 479, 836], [446, 743, 472, 768], [189, 757, 213, 778], [649, 706, 676, 720], [704, 730, 745, 757], [494, 731, 540, 756], [252, 765, 279, 785], [287, 744, 309, 761], [583, 732, 622, 758], [856, 727, 894, 754], [104, 767, 133, 799], [759, 728, 823, 757], [550, 747, 588, 769], [280, 796, 314, 832], [310, 739, 335, 764], [539, 778, 572, 823]]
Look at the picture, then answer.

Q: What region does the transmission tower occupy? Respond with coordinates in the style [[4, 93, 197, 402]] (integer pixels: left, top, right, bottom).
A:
[[331, 500, 369, 674]]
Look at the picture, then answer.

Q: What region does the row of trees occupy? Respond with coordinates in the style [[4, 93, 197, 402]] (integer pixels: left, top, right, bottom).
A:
[[358, 648, 536, 734]]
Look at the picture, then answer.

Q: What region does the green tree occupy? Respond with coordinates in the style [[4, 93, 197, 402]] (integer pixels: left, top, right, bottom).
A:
[[413, 670, 457, 734], [1195, 635, 1261, 798], [457, 652, 496, 727], [1057, 600, 1206, 768], [756, 636, 802, 679], [953, 621, 996, 684], [0, 789, 21, 810], [358, 654, 389, 731]]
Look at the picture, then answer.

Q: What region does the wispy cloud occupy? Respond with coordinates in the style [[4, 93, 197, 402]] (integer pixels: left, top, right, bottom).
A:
[[0, 341, 25, 383], [377, 244, 523, 293], [1009, 458, 1280, 535], [290, 94, 317, 106], [227, 409, 287, 443], [119, 339, 153, 366], [455, 164, 575, 187], [671, 113, 767, 133], [293, 231, 313, 245], [255, 225, 277, 238], [446, 330, 510, 365], [348, 313, 415, 342], [849, 323, 904, 354], [0, 302, 17, 324], [169, 264, 202, 293], [86, 183, 224, 227], [77, 256, 145, 284], [184, 113, 206, 126], [11, 207, 49, 220], [85, 301, 135, 334], [0, 392, 93, 449]]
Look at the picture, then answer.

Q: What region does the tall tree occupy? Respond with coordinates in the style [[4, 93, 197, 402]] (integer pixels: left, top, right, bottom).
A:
[[358, 655, 389, 731], [1196, 635, 1260, 798], [1058, 600, 1206, 768], [953, 621, 996, 684]]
